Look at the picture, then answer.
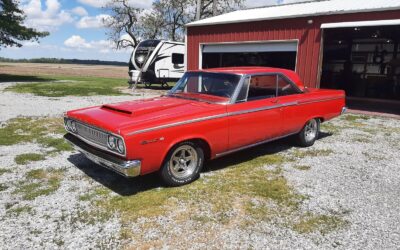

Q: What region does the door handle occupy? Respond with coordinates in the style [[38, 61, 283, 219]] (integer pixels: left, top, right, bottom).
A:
[[271, 99, 279, 104]]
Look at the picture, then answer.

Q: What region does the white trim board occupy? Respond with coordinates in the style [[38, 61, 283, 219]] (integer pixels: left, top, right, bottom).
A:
[[202, 42, 297, 53], [321, 19, 400, 29]]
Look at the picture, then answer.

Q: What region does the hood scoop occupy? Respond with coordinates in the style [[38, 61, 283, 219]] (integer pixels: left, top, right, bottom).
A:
[[100, 97, 193, 117], [101, 105, 132, 115]]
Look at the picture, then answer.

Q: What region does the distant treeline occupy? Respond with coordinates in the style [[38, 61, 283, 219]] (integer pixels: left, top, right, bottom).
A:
[[0, 57, 128, 66]]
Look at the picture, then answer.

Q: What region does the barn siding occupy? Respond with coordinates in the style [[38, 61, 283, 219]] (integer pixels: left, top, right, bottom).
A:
[[187, 10, 400, 88]]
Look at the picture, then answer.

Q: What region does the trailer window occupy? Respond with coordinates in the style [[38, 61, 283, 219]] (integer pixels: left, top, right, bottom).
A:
[[172, 53, 184, 64]]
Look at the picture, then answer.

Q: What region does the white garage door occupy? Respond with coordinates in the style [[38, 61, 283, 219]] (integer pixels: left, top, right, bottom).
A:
[[202, 41, 298, 53], [201, 41, 298, 70]]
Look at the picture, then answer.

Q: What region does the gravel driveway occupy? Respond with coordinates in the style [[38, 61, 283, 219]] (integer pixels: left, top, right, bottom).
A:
[[0, 81, 399, 249]]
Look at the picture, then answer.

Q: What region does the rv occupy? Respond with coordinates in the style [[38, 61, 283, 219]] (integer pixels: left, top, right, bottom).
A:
[[128, 39, 185, 88]]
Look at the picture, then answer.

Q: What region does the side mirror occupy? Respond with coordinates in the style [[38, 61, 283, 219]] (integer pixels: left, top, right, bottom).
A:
[[172, 53, 184, 64]]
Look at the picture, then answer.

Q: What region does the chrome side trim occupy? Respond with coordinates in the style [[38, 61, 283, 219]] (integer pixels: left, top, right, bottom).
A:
[[228, 102, 298, 116], [126, 97, 340, 136], [215, 131, 299, 158], [127, 113, 228, 136], [298, 96, 344, 105]]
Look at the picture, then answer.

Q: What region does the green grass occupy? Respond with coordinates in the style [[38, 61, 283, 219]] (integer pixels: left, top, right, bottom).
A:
[[0, 117, 72, 152], [0, 168, 11, 176], [6, 205, 33, 216], [5, 75, 127, 97], [74, 144, 347, 240], [93, 152, 307, 233], [293, 214, 347, 235], [0, 183, 8, 191], [15, 153, 45, 165], [14, 169, 65, 200], [294, 165, 311, 171], [292, 149, 334, 158]]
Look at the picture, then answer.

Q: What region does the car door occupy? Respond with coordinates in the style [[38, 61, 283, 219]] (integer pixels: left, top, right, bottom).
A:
[[227, 74, 283, 150], [276, 74, 306, 135]]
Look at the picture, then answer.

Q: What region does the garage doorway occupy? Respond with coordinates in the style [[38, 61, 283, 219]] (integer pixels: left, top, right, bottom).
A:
[[201, 41, 298, 70], [320, 24, 400, 114]]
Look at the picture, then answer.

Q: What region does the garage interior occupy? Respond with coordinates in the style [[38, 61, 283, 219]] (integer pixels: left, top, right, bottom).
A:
[[320, 25, 400, 114], [201, 42, 297, 70]]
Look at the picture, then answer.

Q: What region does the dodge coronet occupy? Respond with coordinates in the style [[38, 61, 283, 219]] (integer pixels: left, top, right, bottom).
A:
[[64, 67, 346, 186]]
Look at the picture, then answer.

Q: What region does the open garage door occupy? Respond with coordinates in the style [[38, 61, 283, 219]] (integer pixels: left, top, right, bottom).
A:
[[201, 41, 298, 70], [320, 20, 400, 114]]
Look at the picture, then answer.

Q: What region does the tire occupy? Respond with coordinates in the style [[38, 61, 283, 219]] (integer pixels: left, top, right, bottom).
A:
[[160, 141, 204, 186], [297, 118, 320, 147]]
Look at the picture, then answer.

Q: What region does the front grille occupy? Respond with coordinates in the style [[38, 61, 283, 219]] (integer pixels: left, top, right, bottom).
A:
[[75, 122, 108, 148]]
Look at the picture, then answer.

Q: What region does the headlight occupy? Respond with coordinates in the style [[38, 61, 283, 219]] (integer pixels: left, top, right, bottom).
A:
[[64, 119, 77, 133], [70, 120, 77, 133], [107, 135, 116, 149], [136, 55, 144, 63], [117, 138, 125, 154]]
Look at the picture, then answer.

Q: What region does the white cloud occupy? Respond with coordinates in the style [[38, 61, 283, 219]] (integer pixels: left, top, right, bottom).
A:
[[64, 35, 92, 49], [77, 0, 109, 8], [77, 0, 152, 9], [76, 14, 111, 29], [64, 35, 115, 53], [72, 6, 88, 16], [21, 0, 73, 31]]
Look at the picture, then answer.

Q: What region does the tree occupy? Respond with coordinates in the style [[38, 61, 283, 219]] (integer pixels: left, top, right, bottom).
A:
[[0, 0, 48, 49], [143, 0, 190, 41], [195, 0, 243, 19], [104, 0, 243, 48], [142, 0, 243, 42], [103, 0, 142, 49]]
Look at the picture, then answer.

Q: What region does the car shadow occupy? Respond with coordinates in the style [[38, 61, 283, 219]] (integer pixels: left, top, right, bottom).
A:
[[67, 133, 333, 196], [67, 153, 162, 196]]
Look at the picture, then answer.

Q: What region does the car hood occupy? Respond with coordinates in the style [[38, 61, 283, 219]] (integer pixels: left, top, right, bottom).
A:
[[66, 96, 226, 136]]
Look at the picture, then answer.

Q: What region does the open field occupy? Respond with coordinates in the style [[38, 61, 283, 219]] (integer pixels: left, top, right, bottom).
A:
[[0, 65, 399, 249], [0, 62, 128, 79]]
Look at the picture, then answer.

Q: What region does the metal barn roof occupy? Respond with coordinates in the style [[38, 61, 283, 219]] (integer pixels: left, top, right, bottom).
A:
[[186, 0, 400, 27]]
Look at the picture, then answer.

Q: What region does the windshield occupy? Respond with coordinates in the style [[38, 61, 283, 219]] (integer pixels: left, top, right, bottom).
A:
[[168, 72, 242, 103]]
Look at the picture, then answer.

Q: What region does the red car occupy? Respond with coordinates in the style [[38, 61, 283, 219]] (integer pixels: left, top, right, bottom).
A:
[[64, 67, 346, 186]]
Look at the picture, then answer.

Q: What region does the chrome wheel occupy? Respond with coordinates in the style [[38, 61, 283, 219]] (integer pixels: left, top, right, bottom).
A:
[[304, 119, 318, 142], [169, 145, 198, 179]]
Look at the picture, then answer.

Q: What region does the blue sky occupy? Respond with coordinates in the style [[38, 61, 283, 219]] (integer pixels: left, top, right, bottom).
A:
[[0, 0, 301, 62]]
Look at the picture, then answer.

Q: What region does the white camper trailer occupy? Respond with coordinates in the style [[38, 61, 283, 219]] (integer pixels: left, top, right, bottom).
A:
[[128, 39, 185, 88]]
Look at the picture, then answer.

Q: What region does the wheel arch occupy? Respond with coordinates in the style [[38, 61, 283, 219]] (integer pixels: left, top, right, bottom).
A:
[[302, 116, 324, 128], [163, 136, 212, 164]]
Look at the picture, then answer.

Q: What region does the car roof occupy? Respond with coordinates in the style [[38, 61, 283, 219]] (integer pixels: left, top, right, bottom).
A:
[[189, 67, 305, 90]]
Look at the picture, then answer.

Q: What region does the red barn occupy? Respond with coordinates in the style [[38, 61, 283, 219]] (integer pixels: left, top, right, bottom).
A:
[[186, 0, 400, 113]]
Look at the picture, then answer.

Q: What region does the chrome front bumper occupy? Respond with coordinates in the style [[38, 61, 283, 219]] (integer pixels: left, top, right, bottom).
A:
[[64, 133, 141, 177]]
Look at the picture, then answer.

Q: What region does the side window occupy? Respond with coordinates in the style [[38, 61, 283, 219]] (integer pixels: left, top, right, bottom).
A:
[[185, 75, 200, 92], [277, 75, 300, 96], [247, 75, 277, 101]]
